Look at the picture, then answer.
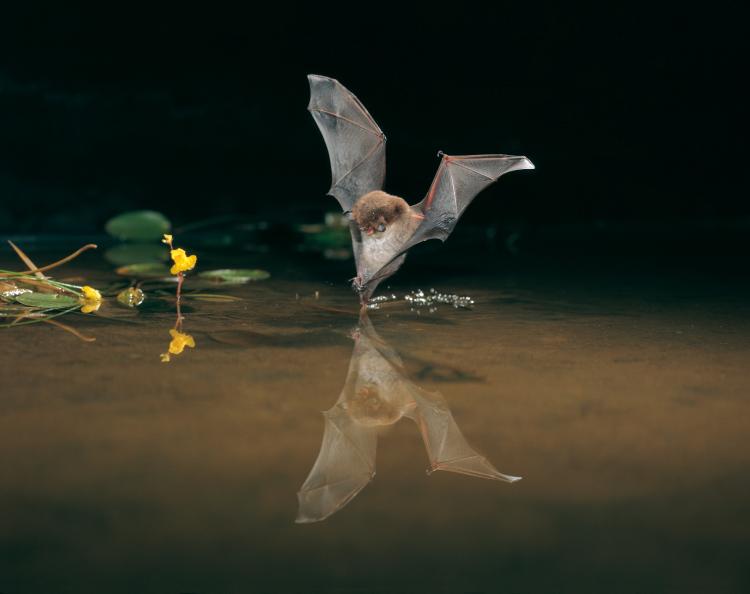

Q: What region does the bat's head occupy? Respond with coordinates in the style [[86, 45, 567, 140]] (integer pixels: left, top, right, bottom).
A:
[[351, 191, 410, 236]]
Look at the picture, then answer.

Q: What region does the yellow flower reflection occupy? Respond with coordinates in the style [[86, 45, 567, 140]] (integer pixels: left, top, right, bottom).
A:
[[169, 248, 197, 275], [79, 285, 102, 313], [161, 328, 196, 363], [169, 328, 195, 354]]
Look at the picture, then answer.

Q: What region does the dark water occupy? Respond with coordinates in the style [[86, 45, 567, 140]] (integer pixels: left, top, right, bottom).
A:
[[1, 237, 749, 593]]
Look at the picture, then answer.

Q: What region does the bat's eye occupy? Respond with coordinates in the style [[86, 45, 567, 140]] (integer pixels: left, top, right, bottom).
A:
[[376, 223, 386, 233]]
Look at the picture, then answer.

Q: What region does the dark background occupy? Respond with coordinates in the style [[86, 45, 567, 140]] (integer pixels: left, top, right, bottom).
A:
[[0, 4, 744, 234]]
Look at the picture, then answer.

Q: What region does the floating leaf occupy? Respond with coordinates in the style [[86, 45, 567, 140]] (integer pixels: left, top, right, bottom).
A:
[[115, 263, 172, 278], [15, 292, 79, 308], [104, 243, 168, 266], [116, 287, 146, 307], [198, 269, 270, 283], [105, 210, 171, 241]]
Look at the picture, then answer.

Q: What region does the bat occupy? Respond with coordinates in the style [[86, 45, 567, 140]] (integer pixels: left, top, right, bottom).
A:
[[308, 74, 534, 302], [296, 313, 520, 524]]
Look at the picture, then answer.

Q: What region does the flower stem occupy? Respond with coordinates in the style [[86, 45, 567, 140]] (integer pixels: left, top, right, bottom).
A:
[[176, 272, 184, 328]]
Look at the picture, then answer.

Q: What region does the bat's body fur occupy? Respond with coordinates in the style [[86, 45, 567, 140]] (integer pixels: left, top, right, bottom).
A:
[[351, 191, 423, 289], [351, 190, 410, 234], [347, 345, 413, 426]]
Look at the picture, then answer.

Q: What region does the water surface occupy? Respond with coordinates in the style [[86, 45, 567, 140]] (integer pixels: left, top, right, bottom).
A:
[[1, 241, 749, 593]]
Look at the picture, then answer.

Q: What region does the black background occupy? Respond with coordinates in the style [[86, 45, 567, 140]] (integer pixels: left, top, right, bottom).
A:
[[0, 3, 743, 234]]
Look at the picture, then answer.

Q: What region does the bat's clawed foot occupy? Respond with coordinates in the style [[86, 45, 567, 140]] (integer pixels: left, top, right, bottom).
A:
[[351, 276, 368, 299]]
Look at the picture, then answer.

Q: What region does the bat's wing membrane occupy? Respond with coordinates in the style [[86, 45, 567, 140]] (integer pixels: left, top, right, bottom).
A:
[[308, 74, 386, 213], [296, 405, 378, 523], [407, 153, 534, 249], [410, 388, 521, 482]]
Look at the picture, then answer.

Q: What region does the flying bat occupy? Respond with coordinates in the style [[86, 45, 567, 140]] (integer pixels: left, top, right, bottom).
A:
[[296, 313, 520, 523], [307, 74, 534, 302]]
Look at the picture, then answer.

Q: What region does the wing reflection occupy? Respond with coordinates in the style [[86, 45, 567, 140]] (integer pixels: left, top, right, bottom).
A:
[[296, 312, 520, 523]]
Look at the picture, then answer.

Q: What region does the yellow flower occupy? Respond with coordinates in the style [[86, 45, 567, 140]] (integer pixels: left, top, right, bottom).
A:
[[168, 328, 195, 354], [160, 352, 171, 363], [79, 285, 102, 314], [162, 234, 173, 245], [169, 248, 197, 275]]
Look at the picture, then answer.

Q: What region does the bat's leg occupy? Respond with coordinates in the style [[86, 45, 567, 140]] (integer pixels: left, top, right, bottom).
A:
[[358, 290, 369, 307], [351, 275, 370, 307]]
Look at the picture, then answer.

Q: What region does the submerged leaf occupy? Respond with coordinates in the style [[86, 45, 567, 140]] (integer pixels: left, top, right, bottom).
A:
[[198, 269, 270, 283], [115, 263, 172, 278], [15, 292, 79, 308], [104, 243, 169, 266], [105, 210, 171, 241]]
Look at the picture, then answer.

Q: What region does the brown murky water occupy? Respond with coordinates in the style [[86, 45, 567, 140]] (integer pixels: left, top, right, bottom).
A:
[[1, 241, 749, 593]]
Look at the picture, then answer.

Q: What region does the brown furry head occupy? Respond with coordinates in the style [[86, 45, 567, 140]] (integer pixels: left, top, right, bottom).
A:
[[351, 191, 409, 235]]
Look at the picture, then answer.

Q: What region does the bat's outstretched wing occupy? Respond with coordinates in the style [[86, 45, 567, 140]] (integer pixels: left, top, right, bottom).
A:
[[296, 405, 378, 523], [409, 388, 521, 482], [307, 74, 386, 213], [405, 153, 534, 250]]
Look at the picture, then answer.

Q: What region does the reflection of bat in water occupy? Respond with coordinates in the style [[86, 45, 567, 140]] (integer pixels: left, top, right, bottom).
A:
[[296, 314, 520, 523], [308, 74, 534, 302]]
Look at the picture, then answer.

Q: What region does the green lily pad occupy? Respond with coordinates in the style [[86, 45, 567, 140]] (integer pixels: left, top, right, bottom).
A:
[[198, 269, 270, 283], [116, 263, 172, 278], [105, 210, 171, 242], [104, 243, 169, 266], [15, 292, 79, 308]]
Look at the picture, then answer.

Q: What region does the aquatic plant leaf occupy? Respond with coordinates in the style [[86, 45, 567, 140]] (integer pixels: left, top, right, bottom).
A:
[[105, 210, 171, 241], [115, 263, 172, 278], [104, 243, 168, 266], [197, 269, 270, 283], [15, 292, 79, 308]]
